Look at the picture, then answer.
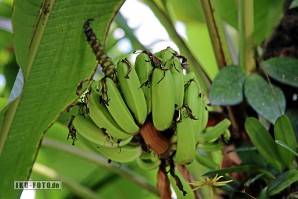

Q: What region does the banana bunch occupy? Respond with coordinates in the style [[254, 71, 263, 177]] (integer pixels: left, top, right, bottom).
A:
[[69, 46, 230, 168], [79, 20, 232, 197]]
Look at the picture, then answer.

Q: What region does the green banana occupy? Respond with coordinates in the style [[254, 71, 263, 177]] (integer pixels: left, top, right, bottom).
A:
[[135, 52, 153, 115], [151, 68, 175, 131], [184, 72, 208, 140], [72, 115, 133, 148], [168, 56, 184, 110], [168, 166, 195, 199], [97, 144, 142, 163], [88, 88, 132, 140], [99, 78, 139, 134], [117, 59, 147, 125], [173, 107, 196, 165]]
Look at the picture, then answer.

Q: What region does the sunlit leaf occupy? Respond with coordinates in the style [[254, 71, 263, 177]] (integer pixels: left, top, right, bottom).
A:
[[0, 1, 124, 198]]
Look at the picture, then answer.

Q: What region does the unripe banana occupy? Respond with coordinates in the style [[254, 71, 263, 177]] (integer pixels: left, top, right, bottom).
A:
[[173, 107, 196, 165], [88, 89, 132, 140], [97, 144, 142, 163], [184, 72, 208, 141], [117, 59, 147, 125], [99, 78, 139, 134], [168, 57, 184, 110], [72, 115, 133, 148], [136, 156, 161, 170], [151, 68, 175, 131], [135, 53, 153, 115]]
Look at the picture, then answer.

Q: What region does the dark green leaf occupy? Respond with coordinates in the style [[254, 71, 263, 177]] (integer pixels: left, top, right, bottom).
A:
[[258, 187, 269, 199], [261, 58, 298, 88], [244, 74, 286, 123], [274, 115, 297, 168], [244, 117, 282, 172], [0, 0, 124, 198], [267, 170, 298, 196], [209, 65, 246, 105], [285, 107, 298, 142]]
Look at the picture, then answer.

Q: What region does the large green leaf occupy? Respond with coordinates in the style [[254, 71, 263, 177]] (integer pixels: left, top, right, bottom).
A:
[[244, 74, 286, 123], [209, 65, 246, 105], [261, 58, 298, 88], [0, 0, 124, 198], [215, 0, 283, 44], [274, 115, 297, 168], [244, 117, 282, 172]]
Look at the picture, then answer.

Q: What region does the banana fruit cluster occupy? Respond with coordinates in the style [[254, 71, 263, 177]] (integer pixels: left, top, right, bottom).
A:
[[68, 47, 230, 169]]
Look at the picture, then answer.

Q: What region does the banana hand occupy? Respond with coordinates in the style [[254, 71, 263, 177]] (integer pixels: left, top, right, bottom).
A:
[[88, 88, 132, 139], [98, 78, 139, 134]]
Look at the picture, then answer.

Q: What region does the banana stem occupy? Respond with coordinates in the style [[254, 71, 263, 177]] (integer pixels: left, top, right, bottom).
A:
[[42, 138, 160, 196], [239, 0, 255, 73], [83, 19, 117, 82], [143, 0, 211, 95], [199, 0, 233, 68], [33, 162, 105, 199], [199, 0, 240, 135]]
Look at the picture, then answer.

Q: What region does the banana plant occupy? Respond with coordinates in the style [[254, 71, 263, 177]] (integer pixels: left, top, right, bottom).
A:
[[1, 0, 298, 199]]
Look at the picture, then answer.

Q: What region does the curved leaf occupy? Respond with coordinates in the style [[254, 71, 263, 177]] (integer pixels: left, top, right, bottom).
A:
[[209, 65, 245, 105], [244, 117, 282, 171], [0, 0, 124, 198], [274, 115, 297, 168], [267, 170, 298, 196], [244, 74, 286, 123], [261, 58, 298, 88], [244, 117, 282, 172]]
